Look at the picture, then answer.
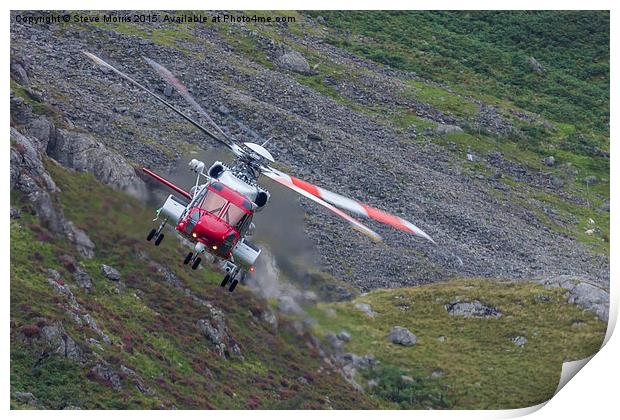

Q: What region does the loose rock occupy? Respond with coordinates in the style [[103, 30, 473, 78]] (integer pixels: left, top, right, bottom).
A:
[[337, 330, 352, 342], [388, 326, 417, 346], [435, 124, 463, 135], [88, 362, 122, 390], [527, 57, 545, 74], [354, 302, 376, 317], [74, 267, 92, 292], [101, 264, 121, 282], [444, 300, 502, 318]]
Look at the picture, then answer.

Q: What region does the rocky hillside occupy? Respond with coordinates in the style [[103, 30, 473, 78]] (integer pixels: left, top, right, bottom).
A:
[[10, 11, 609, 290], [10, 11, 609, 409]]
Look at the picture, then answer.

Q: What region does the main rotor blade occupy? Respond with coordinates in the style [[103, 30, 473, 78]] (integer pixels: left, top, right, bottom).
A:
[[262, 169, 382, 242], [142, 57, 240, 149], [263, 166, 436, 244], [82, 51, 237, 153]]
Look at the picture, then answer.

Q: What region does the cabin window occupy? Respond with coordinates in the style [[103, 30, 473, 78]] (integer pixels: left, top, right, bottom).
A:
[[199, 190, 228, 216], [222, 203, 246, 226]]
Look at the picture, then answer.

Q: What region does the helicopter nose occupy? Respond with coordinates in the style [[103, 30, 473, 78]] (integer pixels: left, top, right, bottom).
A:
[[193, 214, 230, 243]]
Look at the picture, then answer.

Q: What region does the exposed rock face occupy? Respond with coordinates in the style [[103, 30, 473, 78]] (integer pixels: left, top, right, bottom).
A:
[[197, 307, 242, 358], [73, 266, 93, 292], [444, 300, 502, 318], [388, 326, 417, 346], [47, 129, 147, 200], [14, 391, 37, 405], [46, 269, 78, 308], [276, 50, 311, 74], [317, 282, 354, 301], [354, 302, 376, 317], [81, 313, 111, 345], [39, 321, 86, 362], [120, 365, 153, 396], [64, 222, 96, 259], [88, 362, 122, 390], [11, 124, 99, 259], [537, 276, 609, 322], [101, 264, 121, 282], [543, 156, 555, 166], [11, 59, 30, 85], [511, 336, 528, 347], [337, 352, 378, 392]]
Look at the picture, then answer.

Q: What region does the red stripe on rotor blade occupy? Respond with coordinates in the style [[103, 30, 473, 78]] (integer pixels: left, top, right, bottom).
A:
[[361, 204, 409, 232], [291, 177, 321, 197]]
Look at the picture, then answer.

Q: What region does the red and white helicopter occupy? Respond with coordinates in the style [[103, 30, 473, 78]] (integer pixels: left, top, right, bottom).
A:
[[84, 51, 435, 293]]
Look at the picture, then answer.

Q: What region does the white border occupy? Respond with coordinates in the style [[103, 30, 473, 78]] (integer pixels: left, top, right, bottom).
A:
[[4, 1, 617, 419]]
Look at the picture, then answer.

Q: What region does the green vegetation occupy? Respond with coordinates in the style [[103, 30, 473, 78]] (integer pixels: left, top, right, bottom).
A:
[[312, 11, 609, 133], [11, 80, 64, 124], [11, 161, 375, 409], [307, 279, 606, 409]]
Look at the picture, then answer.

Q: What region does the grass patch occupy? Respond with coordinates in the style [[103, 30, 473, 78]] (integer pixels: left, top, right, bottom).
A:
[[307, 278, 606, 409]]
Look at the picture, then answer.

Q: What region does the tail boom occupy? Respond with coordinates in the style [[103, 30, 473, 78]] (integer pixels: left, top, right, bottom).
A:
[[142, 168, 192, 199]]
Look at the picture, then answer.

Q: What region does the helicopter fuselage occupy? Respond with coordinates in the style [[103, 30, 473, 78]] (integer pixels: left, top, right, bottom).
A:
[[144, 164, 264, 292]]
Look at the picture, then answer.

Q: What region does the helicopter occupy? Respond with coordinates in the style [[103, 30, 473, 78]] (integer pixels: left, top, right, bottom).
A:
[[83, 51, 436, 293]]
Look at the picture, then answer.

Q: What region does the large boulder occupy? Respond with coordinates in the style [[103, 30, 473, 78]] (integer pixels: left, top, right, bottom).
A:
[[101, 264, 121, 282], [388, 326, 417, 346], [275, 50, 311, 75], [527, 57, 545, 74]]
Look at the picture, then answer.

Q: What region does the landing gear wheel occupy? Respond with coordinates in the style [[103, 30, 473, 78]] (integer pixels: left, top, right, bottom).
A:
[[147, 229, 157, 241], [183, 252, 193, 265], [228, 279, 239, 292], [220, 274, 231, 287], [191, 257, 202, 270], [155, 233, 165, 246]]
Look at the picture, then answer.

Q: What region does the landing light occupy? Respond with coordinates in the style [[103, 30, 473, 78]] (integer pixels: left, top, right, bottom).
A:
[[212, 245, 218, 250], [249, 266, 255, 273], [192, 233, 197, 238]]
